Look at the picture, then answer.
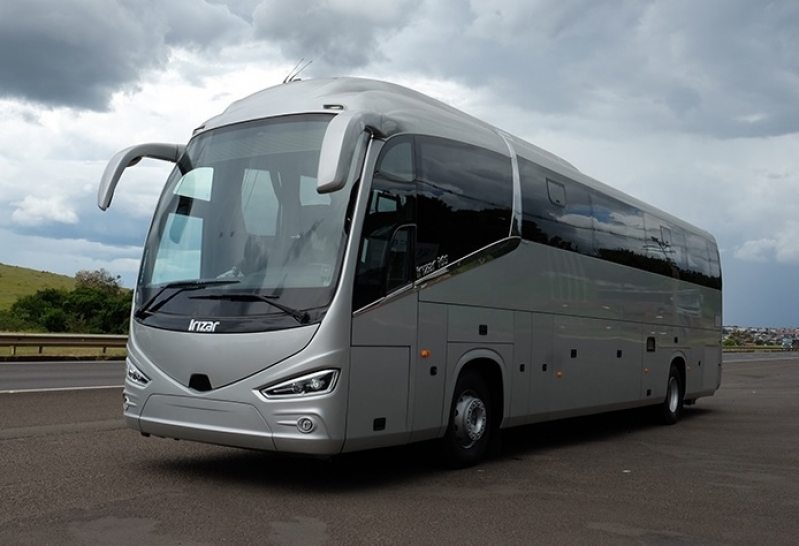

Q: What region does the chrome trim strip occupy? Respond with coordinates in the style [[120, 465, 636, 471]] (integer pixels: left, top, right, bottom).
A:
[[352, 236, 521, 316], [497, 130, 522, 238]]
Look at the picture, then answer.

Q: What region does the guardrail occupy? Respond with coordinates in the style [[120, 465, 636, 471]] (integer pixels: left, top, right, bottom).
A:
[[0, 333, 128, 356], [723, 347, 796, 353], [0, 332, 792, 358]]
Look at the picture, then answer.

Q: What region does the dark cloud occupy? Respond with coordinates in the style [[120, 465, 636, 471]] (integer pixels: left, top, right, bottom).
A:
[[252, 0, 422, 72], [2, 0, 797, 138], [0, 0, 247, 111], [388, 0, 799, 139]]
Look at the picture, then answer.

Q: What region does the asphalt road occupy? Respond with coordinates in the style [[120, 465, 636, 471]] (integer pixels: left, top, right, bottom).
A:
[[0, 356, 797, 545], [0, 361, 124, 392]]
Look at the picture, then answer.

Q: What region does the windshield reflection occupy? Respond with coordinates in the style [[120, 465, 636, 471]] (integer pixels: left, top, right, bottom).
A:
[[136, 113, 350, 332]]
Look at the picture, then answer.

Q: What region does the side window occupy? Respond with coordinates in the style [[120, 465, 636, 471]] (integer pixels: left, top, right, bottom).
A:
[[416, 136, 513, 276], [708, 241, 722, 289], [149, 168, 211, 284], [519, 155, 720, 289], [150, 213, 203, 284], [644, 214, 677, 278], [518, 158, 549, 244], [241, 169, 278, 236], [353, 138, 416, 310], [683, 231, 712, 286], [376, 140, 414, 182], [174, 168, 213, 201], [669, 225, 687, 273], [552, 179, 594, 255], [591, 191, 646, 266], [519, 159, 593, 255]]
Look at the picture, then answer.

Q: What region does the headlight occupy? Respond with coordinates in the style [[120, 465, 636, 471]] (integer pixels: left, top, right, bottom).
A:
[[126, 360, 150, 386], [261, 369, 339, 398]]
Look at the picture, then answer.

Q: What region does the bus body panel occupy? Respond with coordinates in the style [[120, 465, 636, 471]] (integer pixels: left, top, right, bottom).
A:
[[410, 302, 449, 442], [129, 319, 318, 390], [508, 311, 532, 426], [343, 346, 411, 452]]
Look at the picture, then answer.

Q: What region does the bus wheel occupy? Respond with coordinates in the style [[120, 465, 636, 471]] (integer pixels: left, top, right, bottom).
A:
[[441, 371, 491, 468], [659, 364, 684, 425]]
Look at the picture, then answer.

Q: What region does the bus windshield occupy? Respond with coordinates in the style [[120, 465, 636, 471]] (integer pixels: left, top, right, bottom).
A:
[[135, 113, 350, 333]]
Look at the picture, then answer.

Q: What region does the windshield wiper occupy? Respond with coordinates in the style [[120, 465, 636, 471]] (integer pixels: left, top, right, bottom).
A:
[[135, 279, 241, 319], [189, 292, 311, 325]]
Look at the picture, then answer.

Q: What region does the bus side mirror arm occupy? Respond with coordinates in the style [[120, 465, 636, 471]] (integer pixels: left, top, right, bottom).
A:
[[97, 143, 185, 211], [317, 112, 382, 194]]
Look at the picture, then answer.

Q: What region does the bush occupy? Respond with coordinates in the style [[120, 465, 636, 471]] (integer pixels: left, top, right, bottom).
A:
[[2, 270, 132, 334], [0, 308, 40, 332]]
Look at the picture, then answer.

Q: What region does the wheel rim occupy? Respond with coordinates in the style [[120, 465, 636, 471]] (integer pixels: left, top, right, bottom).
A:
[[453, 390, 487, 448], [667, 376, 680, 413]]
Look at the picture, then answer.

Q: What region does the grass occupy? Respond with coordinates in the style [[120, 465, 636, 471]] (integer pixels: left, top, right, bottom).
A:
[[0, 263, 75, 311]]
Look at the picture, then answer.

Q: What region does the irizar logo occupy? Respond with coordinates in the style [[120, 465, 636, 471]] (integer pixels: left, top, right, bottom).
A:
[[188, 319, 220, 333]]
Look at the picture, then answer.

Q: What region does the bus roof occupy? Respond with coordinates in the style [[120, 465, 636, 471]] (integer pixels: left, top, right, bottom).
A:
[[198, 77, 715, 243]]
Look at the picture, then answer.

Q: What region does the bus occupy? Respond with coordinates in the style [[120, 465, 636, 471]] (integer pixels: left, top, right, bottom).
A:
[[98, 77, 722, 467]]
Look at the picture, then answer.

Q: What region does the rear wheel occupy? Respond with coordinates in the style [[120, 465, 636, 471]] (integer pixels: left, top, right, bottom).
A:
[[659, 364, 684, 425], [441, 371, 492, 468]]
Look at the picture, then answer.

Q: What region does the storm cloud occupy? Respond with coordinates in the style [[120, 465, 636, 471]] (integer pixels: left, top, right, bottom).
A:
[[3, 0, 797, 138], [0, 0, 248, 111], [379, 0, 799, 139], [252, 0, 423, 70]]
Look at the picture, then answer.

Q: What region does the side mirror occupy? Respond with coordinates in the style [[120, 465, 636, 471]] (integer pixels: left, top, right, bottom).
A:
[[317, 112, 381, 194], [98, 143, 185, 211]]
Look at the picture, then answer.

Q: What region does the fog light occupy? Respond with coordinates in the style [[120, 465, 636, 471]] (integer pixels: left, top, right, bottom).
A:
[[297, 417, 314, 433]]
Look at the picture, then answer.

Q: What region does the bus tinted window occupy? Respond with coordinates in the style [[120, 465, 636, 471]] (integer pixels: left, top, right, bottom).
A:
[[644, 213, 679, 278], [415, 137, 512, 274], [591, 191, 646, 266], [708, 241, 722, 289], [669, 225, 687, 273], [519, 158, 594, 255], [684, 232, 711, 278], [520, 156, 719, 289], [552, 179, 594, 255], [354, 138, 417, 309]]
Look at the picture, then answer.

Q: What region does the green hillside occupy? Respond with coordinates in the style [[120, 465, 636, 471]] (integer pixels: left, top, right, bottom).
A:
[[0, 263, 75, 310]]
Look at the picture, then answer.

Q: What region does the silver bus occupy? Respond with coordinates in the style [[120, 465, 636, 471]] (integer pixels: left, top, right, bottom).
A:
[[99, 77, 722, 467]]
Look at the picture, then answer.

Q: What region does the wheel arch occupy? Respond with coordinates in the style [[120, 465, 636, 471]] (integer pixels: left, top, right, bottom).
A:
[[450, 350, 506, 431], [670, 353, 687, 388]]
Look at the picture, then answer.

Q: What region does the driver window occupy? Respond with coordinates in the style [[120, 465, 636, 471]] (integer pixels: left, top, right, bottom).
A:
[[353, 137, 416, 310]]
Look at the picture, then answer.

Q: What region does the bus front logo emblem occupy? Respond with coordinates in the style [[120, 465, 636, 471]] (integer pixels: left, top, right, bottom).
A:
[[188, 319, 220, 333]]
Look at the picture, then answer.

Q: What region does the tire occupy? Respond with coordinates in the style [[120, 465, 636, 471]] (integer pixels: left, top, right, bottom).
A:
[[659, 364, 684, 425], [441, 371, 492, 468]]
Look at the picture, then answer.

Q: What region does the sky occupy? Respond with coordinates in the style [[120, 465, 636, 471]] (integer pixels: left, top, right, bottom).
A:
[[1, 0, 798, 327]]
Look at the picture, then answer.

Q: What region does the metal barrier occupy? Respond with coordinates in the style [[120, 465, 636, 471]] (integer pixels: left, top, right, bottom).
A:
[[0, 333, 128, 356], [0, 333, 790, 357]]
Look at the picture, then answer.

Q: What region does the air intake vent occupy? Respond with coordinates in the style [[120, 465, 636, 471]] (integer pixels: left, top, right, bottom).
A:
[[189, 374, 212, 392]]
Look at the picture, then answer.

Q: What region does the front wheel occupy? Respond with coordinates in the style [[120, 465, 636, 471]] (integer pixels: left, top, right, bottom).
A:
[[440, 371, 492, 468], [659, 364, 684, 425]]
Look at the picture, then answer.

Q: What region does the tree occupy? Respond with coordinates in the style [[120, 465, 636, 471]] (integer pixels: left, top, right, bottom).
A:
[[75, 268, 121, 294]]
